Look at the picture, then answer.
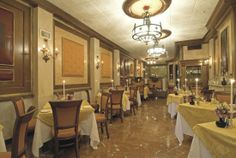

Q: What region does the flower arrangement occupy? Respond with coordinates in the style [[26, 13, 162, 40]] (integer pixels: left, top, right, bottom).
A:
[[215, 102, 230, 119], [215, 102, 230, 128]]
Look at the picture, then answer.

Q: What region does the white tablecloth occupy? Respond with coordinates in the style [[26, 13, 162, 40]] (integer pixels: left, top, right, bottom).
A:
[[175, 112, 193, 145], [0, 125, 6, 152], [137, 90, 142, 106], [168, 103, 178, 118], [32, 112, 100, 157], [188, 135, 212, 158]]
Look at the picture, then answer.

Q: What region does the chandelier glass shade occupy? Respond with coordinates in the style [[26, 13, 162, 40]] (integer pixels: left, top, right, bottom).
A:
[[132, 11, 162, 45], [145, 57, 159, 65], [147, 42, 166, 57]]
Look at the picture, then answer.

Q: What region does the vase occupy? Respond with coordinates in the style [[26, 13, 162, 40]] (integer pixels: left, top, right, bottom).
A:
[[221, 77, 227, 86], [215, 118, 227, 128]]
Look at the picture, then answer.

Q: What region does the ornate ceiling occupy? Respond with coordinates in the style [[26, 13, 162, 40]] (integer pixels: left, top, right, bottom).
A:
[[47, 0, 219, 62]]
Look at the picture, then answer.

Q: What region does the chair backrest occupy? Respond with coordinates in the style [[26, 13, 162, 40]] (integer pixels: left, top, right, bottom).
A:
[[49, 100, 82, 136], [129, 87, 137, 100], [204, 90, 214, 101], [100, 93, 110, 117], [13, 98, 25, 117], [110, 90, 124, 106], [116, 85, 125, 90], [12, 106, 36, 158], [215, 92, 230, 104]]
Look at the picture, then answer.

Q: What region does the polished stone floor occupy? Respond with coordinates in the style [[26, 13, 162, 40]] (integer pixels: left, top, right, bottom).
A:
[[8, 99, 192, 158]]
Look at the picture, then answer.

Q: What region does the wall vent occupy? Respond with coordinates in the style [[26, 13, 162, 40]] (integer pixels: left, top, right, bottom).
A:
[[187, 44, 202, 50]]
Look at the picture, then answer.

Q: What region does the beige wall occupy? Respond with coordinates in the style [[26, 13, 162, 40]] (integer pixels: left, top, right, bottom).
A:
[[183, 43, 209, 60], [54, 26, 88, 85], [100, 47, 113, 83]]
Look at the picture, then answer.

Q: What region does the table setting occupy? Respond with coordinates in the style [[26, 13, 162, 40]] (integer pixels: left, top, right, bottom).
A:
[[32, 100, 100, 157]]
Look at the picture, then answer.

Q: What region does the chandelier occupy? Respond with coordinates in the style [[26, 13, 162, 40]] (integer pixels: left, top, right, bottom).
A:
[[132, 6, 162, 45], [145, 57, 159, 65], [147, 41, 166, 57]]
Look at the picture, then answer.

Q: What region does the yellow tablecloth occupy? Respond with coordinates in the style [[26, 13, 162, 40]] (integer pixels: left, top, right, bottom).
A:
[[177, 102, 218, 128], [193, 119, 236, 158], [144, 86, 149, 99], [37, 100, 94, 126], [167, 94, 185, 105], [96, 92, 130, 111], [0, 123, 6, 152]]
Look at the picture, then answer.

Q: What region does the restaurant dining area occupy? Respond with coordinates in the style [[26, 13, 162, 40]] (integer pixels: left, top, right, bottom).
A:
[[1, 0, 236, 158]]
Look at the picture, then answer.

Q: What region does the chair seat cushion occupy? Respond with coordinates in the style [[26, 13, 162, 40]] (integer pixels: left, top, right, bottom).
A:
[[95, 113, 106, 122], [0, 152, 11, 158], [108, 104, 121, 110], [52, 128, 79, 138]]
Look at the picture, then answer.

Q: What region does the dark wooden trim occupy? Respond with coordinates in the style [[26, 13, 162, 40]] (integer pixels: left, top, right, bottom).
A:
[[120, 51, 135, 60], [0, 92, 33, 102], [100, 42, 113, 52], [53, 87, 91, 94], [53, 21, 90, 90], [0, 0, 32, 97], [175, 39, 203, 46], [100, 82, 112, 88], [23, 0, 135, 58]]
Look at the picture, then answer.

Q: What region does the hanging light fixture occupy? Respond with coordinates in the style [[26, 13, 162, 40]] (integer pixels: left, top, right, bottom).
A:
[[147, 41, 166, 57], [145, 57, 159, 65], [132, 6, 162, 45]]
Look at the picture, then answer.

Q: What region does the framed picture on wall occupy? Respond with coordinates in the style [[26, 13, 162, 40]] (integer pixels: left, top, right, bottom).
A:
[[220, 27, 228, 75]]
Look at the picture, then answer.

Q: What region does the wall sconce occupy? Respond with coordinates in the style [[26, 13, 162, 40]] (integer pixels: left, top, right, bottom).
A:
[[54, 47, 59, 58], [116, 63, 120, 72], [96, 55, 103, 69], [39, 39, 51, 63]]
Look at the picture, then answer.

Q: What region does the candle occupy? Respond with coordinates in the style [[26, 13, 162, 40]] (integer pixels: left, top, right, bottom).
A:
[[185, 78, 188, 89], [195, 78, 199, 96], [230, 79, 235, 112], [177, 78, 180, 90], [62, 80, 66, 99], [126, 79, 129, 87], [111, 79, 114, 88]]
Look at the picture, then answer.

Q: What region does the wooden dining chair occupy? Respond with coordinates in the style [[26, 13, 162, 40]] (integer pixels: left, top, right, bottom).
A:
[[109, 90, 124, 123], [49, 100, 82, 158], [215, 92, 230, 104], [0, 106, 36, 158], [95, 92, 110, 138], [129, 86, 138, 115], [12, 98, 37, 132]]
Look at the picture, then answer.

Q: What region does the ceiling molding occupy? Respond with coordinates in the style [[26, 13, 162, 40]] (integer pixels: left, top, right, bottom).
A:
[[175, 39, 203, 47], [204, 0, 236, 41], [23, 0, 135, 58]]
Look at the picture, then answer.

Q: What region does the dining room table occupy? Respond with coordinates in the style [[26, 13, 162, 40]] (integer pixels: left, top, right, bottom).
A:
[[144, 86, 149, 99], [175, 101, 218, 145], [167, 90, 190, 118], [97, 91, 131, 111], [188, 119, 236, 158], [124, 89, 142, 106], [0, 124, 6, 152], [32, 100, 100, 157]]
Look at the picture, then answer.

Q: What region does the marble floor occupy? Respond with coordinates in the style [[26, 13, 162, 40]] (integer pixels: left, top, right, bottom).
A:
[[8, 99, 192, 158]]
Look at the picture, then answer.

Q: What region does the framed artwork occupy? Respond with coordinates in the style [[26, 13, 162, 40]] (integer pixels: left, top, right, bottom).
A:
[[220, 27, 228, 74]]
